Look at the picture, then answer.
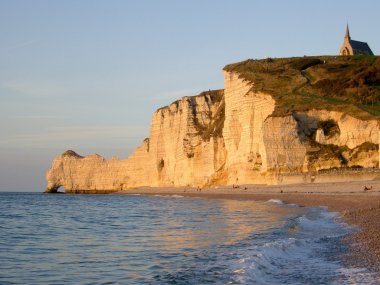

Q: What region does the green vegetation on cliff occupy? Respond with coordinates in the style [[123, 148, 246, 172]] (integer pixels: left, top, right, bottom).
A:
[[224, 56, 380, 119], [192, 89, 225, 141], [156, 89, 225, 141]]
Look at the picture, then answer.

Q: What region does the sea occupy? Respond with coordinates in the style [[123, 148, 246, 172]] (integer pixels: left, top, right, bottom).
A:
[[0, 192, 379, 285]]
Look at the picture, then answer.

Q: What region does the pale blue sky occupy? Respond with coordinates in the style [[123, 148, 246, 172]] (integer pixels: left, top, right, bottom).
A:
[[0, 0, 379, 191]]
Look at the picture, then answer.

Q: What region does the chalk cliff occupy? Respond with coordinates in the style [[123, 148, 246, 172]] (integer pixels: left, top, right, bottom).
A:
[[46, 56, 380, 193]]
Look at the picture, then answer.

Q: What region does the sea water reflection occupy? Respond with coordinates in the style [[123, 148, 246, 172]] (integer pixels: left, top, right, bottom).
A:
[[148, 197, 299, 251], [3, 192, 371, 285]]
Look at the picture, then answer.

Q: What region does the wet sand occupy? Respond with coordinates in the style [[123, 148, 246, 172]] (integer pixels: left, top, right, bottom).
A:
[[118, 180, 380, 271]]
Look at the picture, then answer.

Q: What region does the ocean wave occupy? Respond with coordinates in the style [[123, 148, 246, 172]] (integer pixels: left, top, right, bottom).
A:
[[171, 195, 184, 198], [231, 236, 377, 285], [226, 208, 378, 284], [153, 194, 184, 198], [168, 206, 378, 285], [267, 199, 284, 205], [4, 193, 378, 285]]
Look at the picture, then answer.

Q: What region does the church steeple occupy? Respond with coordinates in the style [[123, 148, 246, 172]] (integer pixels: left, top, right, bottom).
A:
[[339, 24, 374, 56], [345, 24, 351, 40]]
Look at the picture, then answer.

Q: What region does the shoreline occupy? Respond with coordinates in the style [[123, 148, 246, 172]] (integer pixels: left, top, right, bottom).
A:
[[117, 180, 380, 272]]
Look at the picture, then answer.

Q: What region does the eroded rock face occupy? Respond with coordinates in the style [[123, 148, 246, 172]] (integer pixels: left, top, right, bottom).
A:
[[45, 151, 135, 193], [46, 91, 227, 192], [46, 71, 380, 193], [295, 110, 379, 149], [222, 71, 276, 184], [293, 111, 379, 170], [263, 116, 307, 173], [146, 91, 226, 187]]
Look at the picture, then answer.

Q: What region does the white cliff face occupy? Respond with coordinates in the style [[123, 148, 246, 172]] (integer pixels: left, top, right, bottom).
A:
[[45, 71, 380, 193], [294, 110, 379, 170], [46, 151, 133, 193], [147, 92, 226, 187], [46, 91, 226, 192], [222, 71, 276, 184], [263, 116, 307, 172], [297, 110, 379, 149]]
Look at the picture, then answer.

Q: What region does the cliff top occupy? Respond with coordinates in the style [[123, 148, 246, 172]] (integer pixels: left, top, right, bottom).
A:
[[62, 150, 83, 158], [224, 56, 380, 120], [156, 89, 224, 113]]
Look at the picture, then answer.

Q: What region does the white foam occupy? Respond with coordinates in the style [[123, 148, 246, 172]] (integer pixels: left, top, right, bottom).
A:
[[234, 237, 376, 284], [171, 195, 184, 198], [267, 199, 283, 205], [153, 194, 184, 198], [223, 207, 378, 284]]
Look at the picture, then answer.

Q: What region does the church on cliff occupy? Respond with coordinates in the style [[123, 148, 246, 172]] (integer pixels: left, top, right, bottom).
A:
[[339, 25, 374, 55]]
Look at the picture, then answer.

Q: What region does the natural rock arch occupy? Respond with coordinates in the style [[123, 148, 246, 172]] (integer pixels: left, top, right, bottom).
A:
[[45, 184, 64, 193]]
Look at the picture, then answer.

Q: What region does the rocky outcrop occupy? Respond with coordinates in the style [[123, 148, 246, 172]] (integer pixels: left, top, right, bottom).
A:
[[145, 90, 226, 187], [46, 91, 227, 193], [46, 58, 380, 193], [295, 110, 379, 149]]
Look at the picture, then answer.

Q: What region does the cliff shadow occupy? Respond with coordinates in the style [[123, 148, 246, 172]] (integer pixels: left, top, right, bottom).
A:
[[292, 113, 319, 143]]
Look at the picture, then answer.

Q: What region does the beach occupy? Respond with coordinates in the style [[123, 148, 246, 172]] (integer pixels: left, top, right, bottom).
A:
[[121, 179, 380, 272]]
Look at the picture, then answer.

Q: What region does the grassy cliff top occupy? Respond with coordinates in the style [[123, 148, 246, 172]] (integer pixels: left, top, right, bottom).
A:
[[224, 56, 380, 120], [156, 89, 224, 113]]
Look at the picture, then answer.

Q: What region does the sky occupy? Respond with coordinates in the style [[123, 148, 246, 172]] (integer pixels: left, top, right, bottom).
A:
[[0, 0, 379, 192]]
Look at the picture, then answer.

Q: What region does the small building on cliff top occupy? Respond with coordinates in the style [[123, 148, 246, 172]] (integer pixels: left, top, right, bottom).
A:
[[339, 25, 374, 56]]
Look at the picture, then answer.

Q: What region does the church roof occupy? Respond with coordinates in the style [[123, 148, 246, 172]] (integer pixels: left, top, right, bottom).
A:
[[350, 39, 374, 55]]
